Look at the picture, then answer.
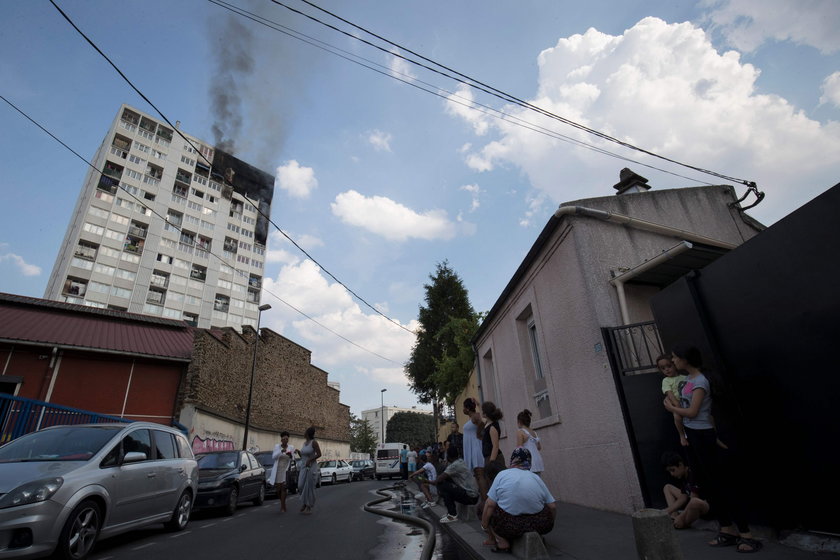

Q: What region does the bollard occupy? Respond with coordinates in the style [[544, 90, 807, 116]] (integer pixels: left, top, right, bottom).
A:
[[631, 508, 683, 560], [511, 531, 551, 560]]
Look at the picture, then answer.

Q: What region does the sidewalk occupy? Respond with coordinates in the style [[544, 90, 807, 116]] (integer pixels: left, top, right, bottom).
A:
[[420, 500, 838, 559]]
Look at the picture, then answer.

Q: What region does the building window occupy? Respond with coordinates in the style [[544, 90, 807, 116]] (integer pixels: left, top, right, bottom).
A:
[[517, 307, 552, 420], [214, 294, 230, 312], [527, 319, 544, 380], [183, 312, 199, 327], [63, 277, 87, 297]]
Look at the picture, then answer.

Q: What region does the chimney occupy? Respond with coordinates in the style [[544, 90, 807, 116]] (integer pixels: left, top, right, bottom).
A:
[[613, 168, 651, 195]]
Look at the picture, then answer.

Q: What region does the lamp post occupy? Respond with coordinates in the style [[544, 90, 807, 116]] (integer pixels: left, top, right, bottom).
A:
[[380, 388, 387, 446], [243, 303, 271, 450]]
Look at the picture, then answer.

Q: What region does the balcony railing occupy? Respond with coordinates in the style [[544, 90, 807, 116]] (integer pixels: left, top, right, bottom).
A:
[[150, 276, 168, 288], [190, 269, 206, 281], [146, 291, 165, 305], [128, 226, 147, 238], [74, 246, 97, 260], [124, 242, 144, 255]]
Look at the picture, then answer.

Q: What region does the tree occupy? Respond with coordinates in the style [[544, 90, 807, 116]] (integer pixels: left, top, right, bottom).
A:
[[386, 411, 436, 449], [431, 312, 484, 405], [405, 261, 475, 426], [349, 414, 378, 458]]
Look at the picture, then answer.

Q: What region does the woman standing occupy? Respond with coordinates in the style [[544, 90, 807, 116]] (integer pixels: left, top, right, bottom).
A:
[[269, 431, 295, 512], [515, 409, 544, 476], [663, 345, 762, 553], [481, 401, 506, 485], [296, 426, 321, 515], [462, 398, 487, 501]]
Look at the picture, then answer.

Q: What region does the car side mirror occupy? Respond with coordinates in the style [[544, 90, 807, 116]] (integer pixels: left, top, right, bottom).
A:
[[240, 463, 247, 472], [124, 451, 147, 463]]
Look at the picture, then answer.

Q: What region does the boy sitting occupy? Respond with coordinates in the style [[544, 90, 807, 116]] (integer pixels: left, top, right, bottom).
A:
[[661, 451, 709, 529]]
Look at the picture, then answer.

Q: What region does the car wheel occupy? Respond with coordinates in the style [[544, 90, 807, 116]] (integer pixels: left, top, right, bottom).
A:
[[56, 499, 101, 560], [376, 475, 381, 480], [253, 483, 265, 506], [331, 473, 337, 485], [165, 491, 193, 531], [224, 485, 239, 516]]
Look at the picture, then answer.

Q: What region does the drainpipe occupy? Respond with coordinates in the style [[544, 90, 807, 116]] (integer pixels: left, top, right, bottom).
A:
[[610, 241, 694, 325], [552, 206, 737, 250]]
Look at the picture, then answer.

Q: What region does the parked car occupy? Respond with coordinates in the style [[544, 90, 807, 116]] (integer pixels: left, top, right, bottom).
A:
[[350, 459, 375, 480], [318, 459, 353, 484], [194, 450, 266, 515], [254, 451, 299, 495], [0, 422, 198, 560]]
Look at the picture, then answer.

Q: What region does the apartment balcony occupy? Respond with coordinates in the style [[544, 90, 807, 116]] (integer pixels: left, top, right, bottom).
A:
[[150, 275, 169, 288], [190, 268, 206, 282], [176, 171, 192, 184], [246, 291, 260, 304], [103, 164, 123, 180], [74, 245, 97, 260], [124, 235, 144, 255], [213, 301, 229, 313], [223, 241, 238, 253], [110, 146, 128, 159], [146, 290, 166, 305], [97, 175, 118, 194], [248, 276, 262, 289], [128, 225, 147, 238]]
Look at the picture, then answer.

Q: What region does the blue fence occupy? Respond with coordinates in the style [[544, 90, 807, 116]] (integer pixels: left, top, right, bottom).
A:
[[0, 393, 132, 444]]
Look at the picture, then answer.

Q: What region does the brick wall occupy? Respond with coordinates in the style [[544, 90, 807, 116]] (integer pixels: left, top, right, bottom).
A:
[[179, 326, 350, 442]]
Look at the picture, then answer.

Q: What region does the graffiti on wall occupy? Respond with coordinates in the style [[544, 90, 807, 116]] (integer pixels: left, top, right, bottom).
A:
[[191, 432, 235, 454]]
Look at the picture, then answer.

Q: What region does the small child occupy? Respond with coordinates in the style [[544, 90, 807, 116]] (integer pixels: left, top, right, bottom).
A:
[[661, 451, 709, 529], [657, 354, 688, 447], [409, 454, 438, 507]]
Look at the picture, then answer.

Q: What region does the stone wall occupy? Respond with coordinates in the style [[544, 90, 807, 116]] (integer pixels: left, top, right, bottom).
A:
[[177, 326, 350, 444]]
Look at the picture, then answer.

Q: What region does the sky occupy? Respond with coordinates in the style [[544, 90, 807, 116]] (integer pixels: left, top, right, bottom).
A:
[[1, 0, 839, 417]]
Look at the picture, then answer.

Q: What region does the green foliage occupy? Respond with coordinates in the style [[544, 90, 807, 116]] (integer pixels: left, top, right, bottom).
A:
[[405, 261, 475, 404], [431, 312, 484, 405], [349, 414, 378, 457], [386, 411, 436, 449]]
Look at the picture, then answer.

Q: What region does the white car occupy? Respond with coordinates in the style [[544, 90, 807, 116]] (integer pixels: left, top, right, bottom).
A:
[[318, 459, 353, 484]]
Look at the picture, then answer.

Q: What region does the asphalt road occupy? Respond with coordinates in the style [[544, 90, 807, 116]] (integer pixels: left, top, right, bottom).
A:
[[85, 478, 422, 560]]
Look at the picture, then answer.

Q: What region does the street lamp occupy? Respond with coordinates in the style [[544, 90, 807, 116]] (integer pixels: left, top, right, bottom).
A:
[[380, 388, 387, 446], [243, 303, 271, 450]]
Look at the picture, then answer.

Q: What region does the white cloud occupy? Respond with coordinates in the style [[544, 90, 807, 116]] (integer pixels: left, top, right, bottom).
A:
[[330, 190, 457, 241], [0, 251, 41, 276], [367, 129, 393, 152], [275, 160, 318, 199], [265, 230, 324, 264], [449, 17, 840, 224], [445, 83, 491, 135], [260, 259, 417, 385], [702, 0, 840, 54], [820, 72, 840, 107], [389, 48, 418, 81], [460, 183, 482, 212]]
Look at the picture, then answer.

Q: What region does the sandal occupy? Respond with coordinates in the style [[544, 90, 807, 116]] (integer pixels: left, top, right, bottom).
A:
[[736, 537, 763, 553], [708, 532, 738, 547]]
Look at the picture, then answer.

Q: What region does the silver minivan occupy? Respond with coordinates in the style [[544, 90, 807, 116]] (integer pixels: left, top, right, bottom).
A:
[[0, 422, 198, 560]]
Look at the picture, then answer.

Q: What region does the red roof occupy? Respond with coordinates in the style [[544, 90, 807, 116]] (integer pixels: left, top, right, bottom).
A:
[[0, 293, 194, 361]]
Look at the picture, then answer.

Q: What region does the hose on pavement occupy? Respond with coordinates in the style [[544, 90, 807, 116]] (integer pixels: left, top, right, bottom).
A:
[[364, 482, 435, 560]]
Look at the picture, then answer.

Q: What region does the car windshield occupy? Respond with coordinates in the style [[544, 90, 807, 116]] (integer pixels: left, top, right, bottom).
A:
[[0, 425, 122, 462], [321, 460, 336, 468], [197, 452, 238, 469], [351, 460, 364, 467], [254, 453, 273, 467]]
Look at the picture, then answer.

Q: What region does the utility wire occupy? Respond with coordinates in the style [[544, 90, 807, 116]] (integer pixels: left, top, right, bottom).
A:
[[287, 0, 757, 189], [208, 0, 716, 186], [0, 92, 401, 364], [48, 0, 416, 336]]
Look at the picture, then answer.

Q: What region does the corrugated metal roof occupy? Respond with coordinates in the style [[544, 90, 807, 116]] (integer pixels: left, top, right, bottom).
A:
[[0, 293, 194, 361]]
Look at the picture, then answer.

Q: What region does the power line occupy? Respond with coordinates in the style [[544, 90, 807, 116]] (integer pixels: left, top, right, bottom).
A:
[[207, 0, 717, 186], [288, 0, 757, 188], [48, 0, 417, 336], [0, 93, 402, 364]]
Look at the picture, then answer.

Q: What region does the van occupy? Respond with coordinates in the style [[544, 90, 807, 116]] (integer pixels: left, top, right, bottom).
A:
[[375, 442, 407, 480]]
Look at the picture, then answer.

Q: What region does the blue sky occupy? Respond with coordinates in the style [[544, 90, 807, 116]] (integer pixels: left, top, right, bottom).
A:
[[1, 0, 838, 416]]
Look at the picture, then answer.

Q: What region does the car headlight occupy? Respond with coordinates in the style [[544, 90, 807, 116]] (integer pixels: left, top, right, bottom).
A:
[[198, 478, 229, 490], [0, 477, 63, 509]]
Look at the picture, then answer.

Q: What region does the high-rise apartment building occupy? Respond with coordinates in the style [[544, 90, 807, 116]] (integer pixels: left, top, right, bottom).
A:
[[44, 104, 274, 329]]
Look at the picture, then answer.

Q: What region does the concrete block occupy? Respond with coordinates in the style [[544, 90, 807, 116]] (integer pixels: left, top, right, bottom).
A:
[[631, 508, 682, 560], [511, 531, 550, 560], [456, 502, 476, 520]]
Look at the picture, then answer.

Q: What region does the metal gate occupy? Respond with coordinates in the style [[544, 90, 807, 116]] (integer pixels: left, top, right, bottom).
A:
[[602, 321, 676, 508]]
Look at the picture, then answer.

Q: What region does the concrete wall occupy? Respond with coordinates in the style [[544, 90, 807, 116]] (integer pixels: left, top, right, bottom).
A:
[[473, 185, 762, 514], [178, 325, 350, 454]]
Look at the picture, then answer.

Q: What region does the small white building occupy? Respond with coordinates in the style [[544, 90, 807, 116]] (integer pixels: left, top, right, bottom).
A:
[[473, 171, 763, 513]]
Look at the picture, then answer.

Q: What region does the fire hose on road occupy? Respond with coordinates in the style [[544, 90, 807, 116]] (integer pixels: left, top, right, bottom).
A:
[[364, 482, 436, 560]]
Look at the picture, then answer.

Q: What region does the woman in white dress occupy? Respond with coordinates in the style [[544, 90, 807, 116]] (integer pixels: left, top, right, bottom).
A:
[[462, 398, 487, 501], [269, 431, 295, 512], [515, 409, 545, 475], [296, 426, 321, 515]]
